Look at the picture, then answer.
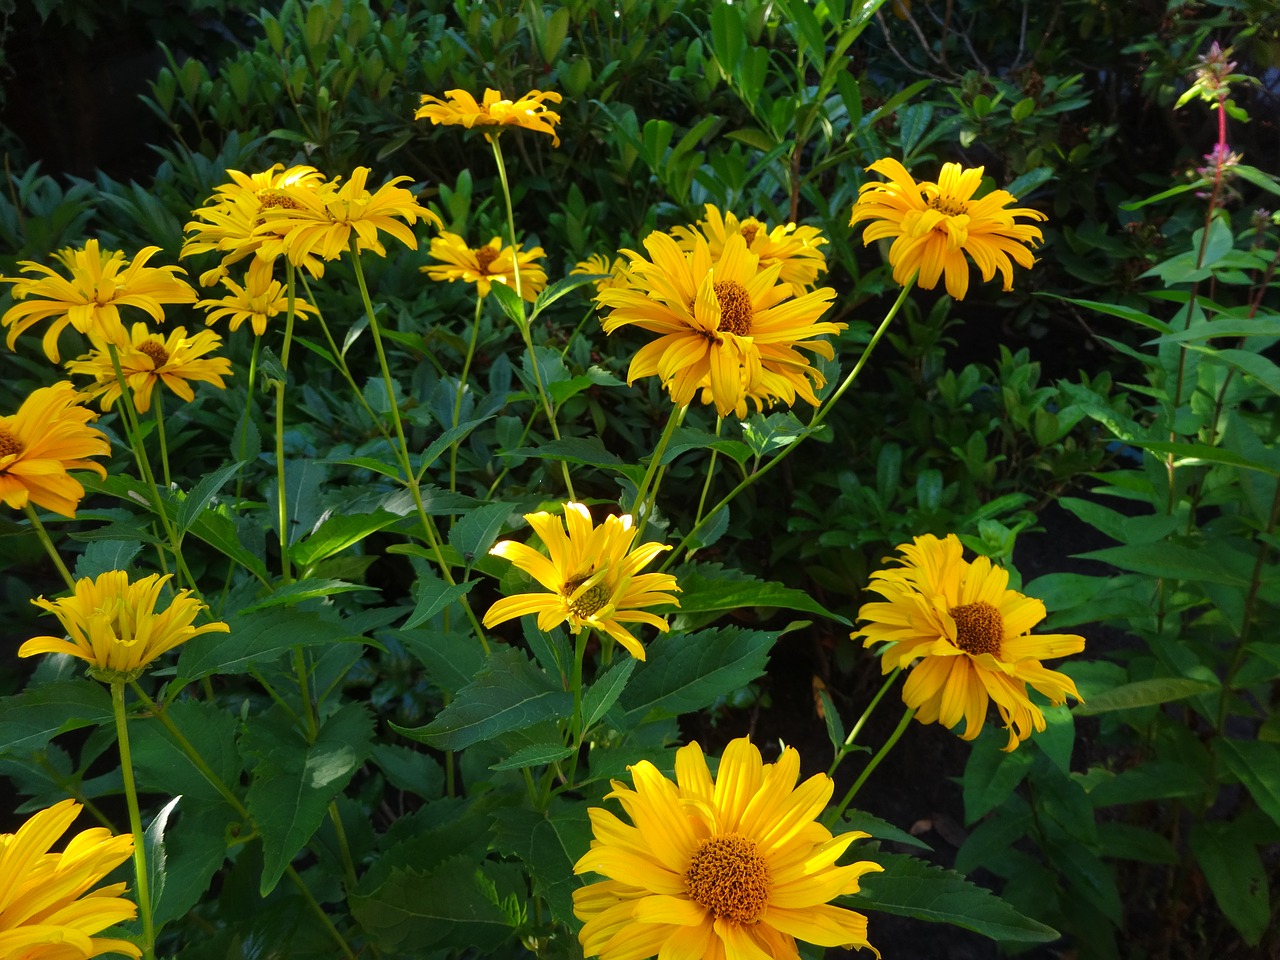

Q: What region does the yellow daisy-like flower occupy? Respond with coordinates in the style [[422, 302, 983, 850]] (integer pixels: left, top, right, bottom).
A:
[[21, 570, 230, 682], [483, 502, 680, 661], [848, 158, 1047, 300], [571, 254, 631, 293], [853, 533, 1085, 751], [182, 163, 328, 287], [0, 381, 109, 518], [66, 322, 233, 413], [414, 88, 563, 147], [1, 241, 196, 363], [598, 232, 841, 418], [573, 735, 882, 960], [195, 258, 319, 336], [0, 798, 141, 960], [255, 166, 442, 273], [422, 231, 548, 302], [672, 204, 829, 295]]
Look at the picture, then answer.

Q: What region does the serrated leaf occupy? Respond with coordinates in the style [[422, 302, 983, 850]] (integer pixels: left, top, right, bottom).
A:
[[448, 501, 515, 564], [73, 539, 143, 579], [176, 461, 244, 536], [581, 658, 636, 731], [1072, 677, 1219, 716], [129, 699, 244, 805], [621, 626, 778, 720], [846, 851, 1059, 942], [238, 578, 375, 613], [395, 628, 487, 693], [289, 509, 400, 569], [392, 646, 571, 751], [1084, 761, 1205, 806], [489, 742, 574, 770], [493, 801, 593, 924], [674, 563, 850, 625], [403, 568, 476, 629], [961, 734, 1034, 824], [0, 681, 113, 755], [176, 607, 366, 682], [508, 436, 623, 467], [243, 702, 374, 895], [841, 810, 932, 851], [152, 799, 230, 927]]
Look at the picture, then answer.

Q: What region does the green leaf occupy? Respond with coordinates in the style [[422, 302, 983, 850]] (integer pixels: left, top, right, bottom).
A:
[[395, 628, 486, 694], [238, 578, 375, 613], [1084, 761, 1206, 806], [403, 567, 476, 630], [448, 501, 515, 565], [184, 509, 270, 582], [961, 734, 1034, 823], [176, 607, 366, 683], [741, 411, 810, 458], [393, 646, 571, 751], [493, 801, 593, 924], [152, 799, 230, 927], [73, 539, 143, 580], [663, 427, 753, 467], [1118, 439, 1280, 476], [144, 796, 181, 926], [0, 681, 113, 755], [1095, 822, 1177, 864], [841, 810, 932, 852], [621, 625, 778, 720], [489, 742, 574, 771], [1195, 347, 1280, 398], [1151, 316, 1280, 343], [846, 851, 1059, 943], [1217, 739, 1280, 831], [129, 699, 244, 805], [1189, 821, 1269, 945], [242, 702, 374, 895], [176, 461, 244, 536], [1039, 294, 1172, 334], [1072, 677, 1219, 716], [674, 563, 850, 625], [507, 436, 623, 468], [290, 510, 400, 569], [581, 658, 636, 731]]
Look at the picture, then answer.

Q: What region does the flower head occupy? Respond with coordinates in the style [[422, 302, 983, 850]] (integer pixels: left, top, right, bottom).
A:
[[672, 204, 829, 295], [2, 241, 196, 363], [0, 798, 141, 960], [573, 735, 881, 960], [21, 570, 230, 682], [422, 232, 548, 301], [598, 232, 841, 418], [254, 167, 442, 274], [571, 254, 631, 294], [194, 258, 319, 336], [483, 502, 680, 661], [849, 158, 1046, 300], [0, 381, 109, 518], [853, 533, 1085, 751], [66, 322, 233, 413], [182, 164, 328, 286], [415, 88, 563, 146]]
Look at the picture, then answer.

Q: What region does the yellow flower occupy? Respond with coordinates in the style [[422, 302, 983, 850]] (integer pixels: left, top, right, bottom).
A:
[[1, 241, 196, 363], [849, 158, 1047, 300], [422, 232, 548, 302], [195, 258, 319, 336], [573, 735, 882, 960], [414, 88, 563, 146], [571, 254, 630, 293], [597, 232, 841, 418], [0, 799, 141, 960], [254, 166, 442, 274], [66, 322, 233, 413], [0, 381, 109, 518], [854, 533, 1085, 751], [182, 164, 328, 287], [483, 502, 680, 661], [672, 204, 829, 295], [21, 570, 230, 682]]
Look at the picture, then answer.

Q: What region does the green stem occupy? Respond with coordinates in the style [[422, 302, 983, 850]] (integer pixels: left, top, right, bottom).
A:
[[152, 392, 171, 490], [826, 706, 915, 828], [630, 404, 685, 539], [274, 263, 299, 584], [24, 504, 75, 590], [231, 334, 261, 506], [691, 416, 724, 536], [112, 681, 156, 960], [327, 800, 359, 893], [562, 627, 591, 793], [450, 294, 485, 494], [827, 667, 901, 777]]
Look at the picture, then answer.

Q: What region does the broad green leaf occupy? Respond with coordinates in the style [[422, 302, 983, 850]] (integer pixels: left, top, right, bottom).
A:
[[369, 743, 444, 799], [621, 626, 778, 720], [489, 742, 574, 770], [242, 702, 374, 895], [129, 699, 243, 805], [663, 427, 753, 467], [0, 681, 113, 755], [530, 274, 604, 319], [493, 801, 593, 924], [73, 539, 143, 579], [845, 851, 1059, 942], [508, 436, 623, 468], [1095, 822, 1177, 864], [395, 628, 487, 694], [1150, 316, 1280, 343], [581, 658, 637, 731], [741, 411, 810, 458], [1217, 739, 1280, 831], [1078, 542, 1250, 584], [841, 811, 932, 852], [1189, 821, 1269, 945], [961, 734, 1034, 823], [184, 509, 270, 582], [1195, 347, 1280, 398], [955, 809, 1031, 875], [1039, 294, 1172, 334], [448, 501, 515, 565], [238, 578, 374, 613], [1084, 761, 1205, 806], [393, 646, 571, 751], [403, 567, 476, 629], [176, 607, 366, 682], [144, 796, 181, 926], [176, 461, 243, 536], [674, 563, 850, 625], [1119, 439, 1280, 476], [1072, 677, 1219, 716], [289, 510, 400, 569], [152, 799, 230, 927]]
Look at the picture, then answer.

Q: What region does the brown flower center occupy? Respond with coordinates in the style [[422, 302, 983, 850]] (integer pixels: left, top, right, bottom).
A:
[[259, 191, 302, 211], [928, 196, 968, 218], [474, 246, 500, 273], [714, 280, 753, 337], [0, 426, 22, 458], [740, 223, 760, 246], [686, 834, 771, 923], [949, 600, 1003, 656], [564, 575, 609, 618], [138, 340, 170, 368]]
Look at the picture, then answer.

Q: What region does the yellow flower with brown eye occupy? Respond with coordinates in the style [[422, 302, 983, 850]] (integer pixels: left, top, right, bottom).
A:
[[1, 240, 196, 363], [0, 381, 109, 518], [415, 88, 563, 146], [182, 163, 328, 286], [67, 322, 233, 413], [482, 502, 680, 661], [254, 166, 442, 273], [573, 735, 882, 960], [672, 203, 830, 295], [597, 231, 842, 418], [21, 570, 230, 683], [853, 533, 1085, 751], [0, 799, 141, 960], [195, 258, 320, 336], [422, 231, 549, 302], [571, 253, 630, 293], [849, 158, 1047, 300]]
